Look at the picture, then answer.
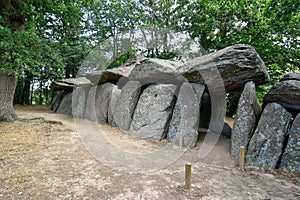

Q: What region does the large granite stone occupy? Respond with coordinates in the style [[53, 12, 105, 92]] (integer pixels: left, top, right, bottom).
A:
[[246, 103, 292, 169], [280, 72, 300, 82], [264, 80, 300, 113], [179, 44, 270, 92], [114, 81, 142, 130], [167, 83, 205, 147], [128, 58, 182, 85], [85, 56, 145, 84], [51, 92, 64, 112], [108, 85, 122, 126], [84, 86, 97, 122], [95, 83, 114, 123], [280, 113, 300, 172], [84, 44, 269, 94], [56, 92, 72, 115], [72, 86, 91, 118], [52, 77, 91, 91], [130, 84, 177, 140], [231, 81, 262, 156]]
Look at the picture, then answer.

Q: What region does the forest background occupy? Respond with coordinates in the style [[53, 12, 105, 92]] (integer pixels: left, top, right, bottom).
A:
[[0, 0, 299, 120]]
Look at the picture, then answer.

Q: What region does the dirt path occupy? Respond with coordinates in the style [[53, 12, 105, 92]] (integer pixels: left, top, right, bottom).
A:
[[0, 105, 299, 199]]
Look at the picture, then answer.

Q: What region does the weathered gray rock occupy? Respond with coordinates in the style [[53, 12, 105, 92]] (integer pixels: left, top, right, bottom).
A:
[[52, 77, 91, 91], [86, 44, 269, 93], [264, 80, 300, 113], [114, 81, 142, 130], [246, 103, 292, 169], [280, 72, 300, 82], [167, 83, 205, 147], [86, 67, 132, 85], [51, 92, 64, 112], [52, 81, 73, 91], [128, 58, 183, 85], [280, 113, 300, 172], [56, 92, 72, 115], [85, 56, 145, 84], [179, 44, 270, 93], [231, 81, 262, 156], [72, 86, 91, 118], [130, 84, 177, 140], [84, 86, 97, 122], [107, 85, 122, 126], [64, 77, 91, 85], [95, 83, 114, 123]]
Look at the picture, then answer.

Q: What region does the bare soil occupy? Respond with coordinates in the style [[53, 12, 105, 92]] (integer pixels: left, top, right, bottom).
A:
[[0, 105, 299, 200]]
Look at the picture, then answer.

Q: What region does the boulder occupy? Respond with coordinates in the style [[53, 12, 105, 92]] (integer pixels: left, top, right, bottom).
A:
[[264, 80, 300, 113], [107, 85, 122, 126], [84, 86, 97, 122], [280, 113, 300, 172], [231, 81, 262, 156], [167, 83, 205, 147], [95, 83, 114, 123], [52, 77, 91, 91], [128, 58, 183, 85], [63, 77, 91, 85], [179, 44, 270, 93], [56, 92, 72, 115], [72, 86, 91, 118], [85, 56, 145, 84], [51, 92, 65, 111], [114, 81, 142, 130], [130, 84, 177, 140], [280, 72, 300, 82], [246, 103, 292, 169], [52, 81, 73, 91]]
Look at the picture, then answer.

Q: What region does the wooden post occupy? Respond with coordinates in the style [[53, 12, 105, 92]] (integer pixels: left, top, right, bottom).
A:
[[185, 163, 192, 190], [239, 146, 245, 170], [179, 132, 183, 148]]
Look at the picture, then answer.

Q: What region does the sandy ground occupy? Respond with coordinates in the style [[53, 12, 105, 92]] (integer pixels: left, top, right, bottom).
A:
[[0, 105, 299, 200]]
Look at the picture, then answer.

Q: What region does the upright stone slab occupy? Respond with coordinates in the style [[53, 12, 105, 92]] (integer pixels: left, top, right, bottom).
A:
[[72, 86, 91, 118], [95, 83, 114, 123], [130, 84, 177, 140], [114, 81, 142, 130], [231, 81, 262, 156], [280, 113, 300, 172], [108, 85, 122, 126], [51, 91, 64, 112], [56, 92, 72, 115], [168, 83, 205, 147], [84, 86, 97, 122], [246, 103, 292, 169]]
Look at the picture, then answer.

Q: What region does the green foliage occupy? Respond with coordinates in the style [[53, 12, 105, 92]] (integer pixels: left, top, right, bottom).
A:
[[1, 0, 299, 108]]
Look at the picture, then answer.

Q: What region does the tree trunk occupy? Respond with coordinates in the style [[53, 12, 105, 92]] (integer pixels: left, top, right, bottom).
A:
[[0, 72, 18, 121], [0, 0, 25, 121]]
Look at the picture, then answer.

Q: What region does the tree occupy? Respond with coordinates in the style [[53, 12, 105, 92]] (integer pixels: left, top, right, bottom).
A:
[[10, 1, 91, 106], [0, 0, 25, 121]]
